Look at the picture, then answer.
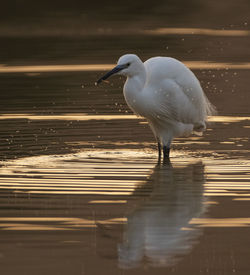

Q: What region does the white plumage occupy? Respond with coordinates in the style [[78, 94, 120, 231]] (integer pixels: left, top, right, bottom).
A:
[[97, 54, 215, 161]]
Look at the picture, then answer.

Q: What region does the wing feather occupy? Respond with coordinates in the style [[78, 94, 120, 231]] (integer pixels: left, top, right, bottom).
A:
[[144, 57, 216, 128]]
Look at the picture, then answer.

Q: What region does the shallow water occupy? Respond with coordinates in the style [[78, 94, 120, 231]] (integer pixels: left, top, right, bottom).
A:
[[0, 151, 250, 274], [1, 1, 250, 274]]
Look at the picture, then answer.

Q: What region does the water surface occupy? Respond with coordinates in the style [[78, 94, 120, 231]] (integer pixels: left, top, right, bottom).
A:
[[1, 1, 250, 274]]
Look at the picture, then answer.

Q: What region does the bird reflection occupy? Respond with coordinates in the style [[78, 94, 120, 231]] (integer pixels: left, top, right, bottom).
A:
[[118, 161, 206, 268]]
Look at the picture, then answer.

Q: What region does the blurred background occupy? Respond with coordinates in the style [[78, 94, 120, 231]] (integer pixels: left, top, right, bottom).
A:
[[1, 0, 249, 35], [0, 0, 250, 65]]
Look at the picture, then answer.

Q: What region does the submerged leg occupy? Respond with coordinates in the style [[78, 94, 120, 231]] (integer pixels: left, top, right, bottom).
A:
[[157, 142, 162, 163], [163, 145, 170, 162], [163, 139, 172, 162]]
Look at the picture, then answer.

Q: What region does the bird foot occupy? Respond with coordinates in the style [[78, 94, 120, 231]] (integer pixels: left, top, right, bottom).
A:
[[157, 143, 171, 164]]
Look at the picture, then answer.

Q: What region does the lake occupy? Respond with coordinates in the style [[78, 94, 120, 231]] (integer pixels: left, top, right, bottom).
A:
[[0, 1, 250, 274]]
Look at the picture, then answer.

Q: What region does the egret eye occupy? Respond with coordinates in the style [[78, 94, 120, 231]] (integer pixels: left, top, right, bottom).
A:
[[126, 62, 131, 67]]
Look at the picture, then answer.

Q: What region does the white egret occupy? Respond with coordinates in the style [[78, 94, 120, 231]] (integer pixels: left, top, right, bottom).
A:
[[97, 54, 215, 162]]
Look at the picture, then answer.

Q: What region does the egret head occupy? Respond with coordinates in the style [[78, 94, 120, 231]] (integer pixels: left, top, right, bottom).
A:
[[96, 54, 143, 84]]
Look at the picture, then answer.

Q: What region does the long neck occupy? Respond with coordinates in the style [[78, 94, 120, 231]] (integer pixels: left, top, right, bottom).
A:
[[123, 64, 147, 115], [124, 63, 146, 94]]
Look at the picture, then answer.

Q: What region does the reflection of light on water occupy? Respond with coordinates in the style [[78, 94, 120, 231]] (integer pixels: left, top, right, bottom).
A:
[[0, 113, 140, 121], [1, 152, 250, 199], [184, 61, 250, 69], [176, 141, 210, 145], [0, 64, 114, 73], [204, 159, 250, 198], [0, 114, 249, 123], [0, 151, 153, 197], [190, 218, 250, 227], [144, 27, 250, 36], [0, 150, 250, 268], [0, 217, 127, 231], [1, 61, 250, 74], [208, 116, 250, 122], [89, 200, 127, 204]]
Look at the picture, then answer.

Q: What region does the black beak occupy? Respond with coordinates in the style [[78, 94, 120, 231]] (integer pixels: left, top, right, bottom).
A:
[[96, 64, 126, 85]]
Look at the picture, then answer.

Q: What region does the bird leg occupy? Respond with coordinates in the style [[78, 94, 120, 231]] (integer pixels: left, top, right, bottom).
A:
[[157, 142, 162, 163], [163, 145, 170, 162]]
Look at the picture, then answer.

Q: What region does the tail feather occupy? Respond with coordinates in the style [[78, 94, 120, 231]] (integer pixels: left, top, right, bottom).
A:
[[193, 95, 216, 136], [205, 95, 217, 117]]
